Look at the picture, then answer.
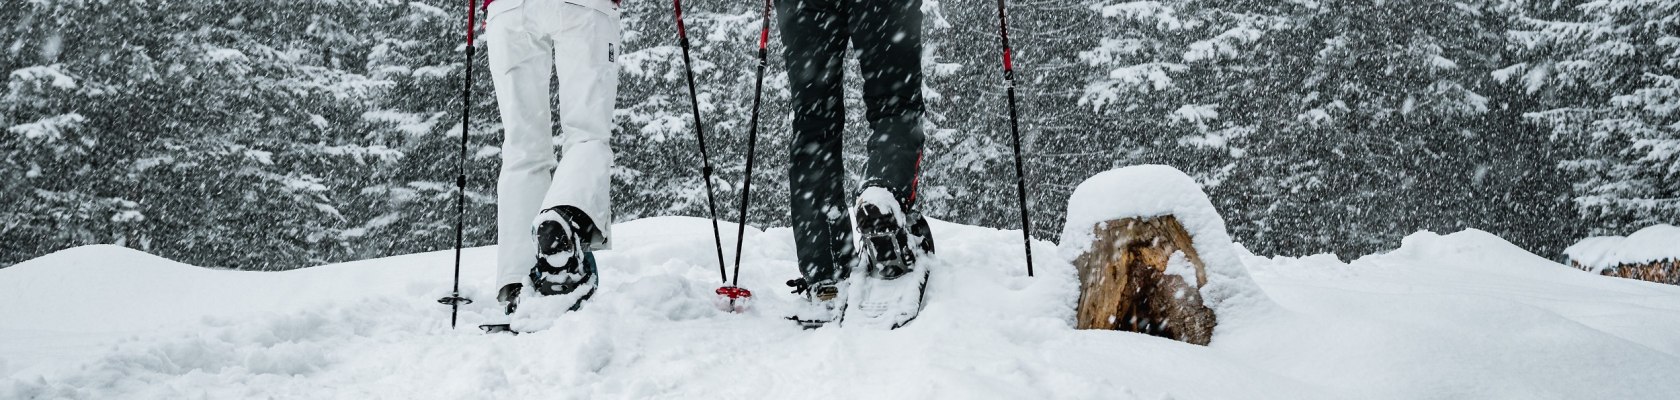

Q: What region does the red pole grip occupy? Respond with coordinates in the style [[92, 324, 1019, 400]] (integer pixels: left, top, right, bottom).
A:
[[466, 0, 480, 43], [758, 0, 771, 49], [675, 0, 687, 39]]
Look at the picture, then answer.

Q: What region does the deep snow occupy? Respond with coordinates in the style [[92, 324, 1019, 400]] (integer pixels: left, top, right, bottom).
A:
[[4, 217, 1680, 399]]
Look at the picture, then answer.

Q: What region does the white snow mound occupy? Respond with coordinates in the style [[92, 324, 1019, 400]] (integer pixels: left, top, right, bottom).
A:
[[4, 217, 1680, 399], [1058, 164, 1268, 319], [1565, 236, 1626, 272], [1564, 224, 1680, 272]]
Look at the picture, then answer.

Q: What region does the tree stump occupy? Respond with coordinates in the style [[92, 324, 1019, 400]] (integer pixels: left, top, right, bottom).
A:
[[1072, 215, 1217, 345], [1565, 226, 1680, 286], [1599, 259, 1680, 285]]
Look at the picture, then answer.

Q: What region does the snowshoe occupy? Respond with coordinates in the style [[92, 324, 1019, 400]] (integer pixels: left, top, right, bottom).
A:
[[480, 206, 601, 334], [786, 277, 846, 329], [844, 187, 934, 330], [482, 253, 600, 334]]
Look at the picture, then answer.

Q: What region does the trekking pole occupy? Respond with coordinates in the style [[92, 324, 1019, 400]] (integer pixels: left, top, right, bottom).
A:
[[993, 0, 1035, 277], [436, 0, 481, 328], [716, 0, 775, 311], [674, 0, 732, 285]]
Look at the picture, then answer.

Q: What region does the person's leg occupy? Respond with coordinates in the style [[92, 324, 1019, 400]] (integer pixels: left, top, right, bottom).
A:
[[487, 1, 558, 290], [778, 0, 853, 283], [542, 3, 621, 250], [848, 0, 925, 209]]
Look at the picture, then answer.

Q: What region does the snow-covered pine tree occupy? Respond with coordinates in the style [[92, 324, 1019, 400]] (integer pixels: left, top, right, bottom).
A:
[[1077, 0, 1529, 257], [922, 0, 1102, 240], [312, 0, 499, 262], [10, 0, 1663, 269], [590, 1, 768, 231], [1508, 0, 1680, 235], [1451, 0, 1583, 258], [614, 0, 791, 227], [1074, 0, 1315, 252], [1238, 0, 1513, 256], [2, 0, 404, 268]]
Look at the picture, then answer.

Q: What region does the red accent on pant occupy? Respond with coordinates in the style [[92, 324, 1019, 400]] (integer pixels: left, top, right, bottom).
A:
[[908, 149, 923, 207]]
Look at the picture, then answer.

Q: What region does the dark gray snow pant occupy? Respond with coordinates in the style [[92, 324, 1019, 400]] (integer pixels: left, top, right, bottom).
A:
[[777, 0, 925, 283]]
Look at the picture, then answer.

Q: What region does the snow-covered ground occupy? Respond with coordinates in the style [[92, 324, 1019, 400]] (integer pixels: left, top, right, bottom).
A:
[[4, 217, 1680, 399]]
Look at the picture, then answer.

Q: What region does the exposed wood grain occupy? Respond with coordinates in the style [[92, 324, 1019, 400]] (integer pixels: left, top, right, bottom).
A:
[[1073, 215, 1216, 345], [1575, 259, 1680, 285]]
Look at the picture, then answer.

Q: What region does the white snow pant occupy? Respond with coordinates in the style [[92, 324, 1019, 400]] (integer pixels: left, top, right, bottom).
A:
[[485, 0, 621, 288]]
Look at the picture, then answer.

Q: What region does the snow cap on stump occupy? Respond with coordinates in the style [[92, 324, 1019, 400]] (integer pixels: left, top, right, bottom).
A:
[[1564, 224, 1680, 285], [1565, 224, 1680, 272], [1059, 165, 1265, 319], [1565, 236, 1628, 274]]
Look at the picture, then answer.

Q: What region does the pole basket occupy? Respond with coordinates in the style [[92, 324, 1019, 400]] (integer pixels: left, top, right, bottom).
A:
[[713, 286, 753, 313], [438, 295, 473, 306]]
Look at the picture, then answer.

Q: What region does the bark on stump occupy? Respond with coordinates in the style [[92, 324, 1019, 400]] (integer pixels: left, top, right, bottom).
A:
[[1579, 259, 1680, 286], [1073, 215, 1217, 345]]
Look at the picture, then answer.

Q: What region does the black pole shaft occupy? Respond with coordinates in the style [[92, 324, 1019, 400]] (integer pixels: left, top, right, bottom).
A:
[[675, 0, 731, 284], [730, 0, 773, 287], [995, 0, 1034, 277], [445, 0, 482, 328]]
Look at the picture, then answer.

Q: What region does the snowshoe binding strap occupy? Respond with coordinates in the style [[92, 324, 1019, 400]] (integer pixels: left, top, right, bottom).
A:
[[531, 206, 598, 297], [786, 277, 811, 294], [856, 202, 917, 280], [785, 280, 844, 329], [909, 213, 935, 254], [530, 252, 598, 297], [496, 283, 521, 315], [531, 257, 588, 296], [785, 278, 841, 300], [814, 284, 839, 301]]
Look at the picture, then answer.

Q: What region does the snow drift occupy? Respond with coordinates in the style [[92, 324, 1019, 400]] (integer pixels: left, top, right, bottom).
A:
[[4, 217, 1680, 399]]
